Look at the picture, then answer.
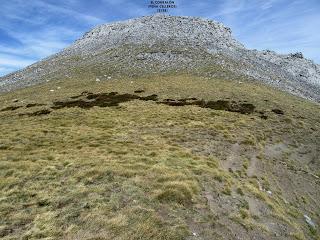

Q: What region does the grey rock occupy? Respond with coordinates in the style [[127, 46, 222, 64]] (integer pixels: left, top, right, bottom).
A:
[[304, 214, 316, 229]]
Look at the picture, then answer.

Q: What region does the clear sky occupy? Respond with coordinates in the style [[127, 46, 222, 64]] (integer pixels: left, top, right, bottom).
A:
[[0, 0, 319, 77]]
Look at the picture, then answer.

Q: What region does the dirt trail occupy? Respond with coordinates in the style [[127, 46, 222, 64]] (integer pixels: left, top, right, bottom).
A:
[[221, 143, 241, 172], [247, 155, 258, 177]]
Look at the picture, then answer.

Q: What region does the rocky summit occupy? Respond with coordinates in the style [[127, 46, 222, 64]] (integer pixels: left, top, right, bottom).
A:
[[0, 14, 319, 102]]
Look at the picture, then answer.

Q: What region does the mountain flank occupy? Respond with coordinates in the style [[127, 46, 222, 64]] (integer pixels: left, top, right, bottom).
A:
[[0, 14, 319, 102]]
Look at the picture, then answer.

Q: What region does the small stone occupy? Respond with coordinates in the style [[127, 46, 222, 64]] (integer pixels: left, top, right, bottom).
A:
[[192, 232, 197, 236], [50, 89, 54, 92], [12, 99, 19, 102], [267, 190, 272, 195], [107, 76, 112, 79], [57, 87, 61, 89], [257, 181, 263, 191], [0, 144, 9, 150], [304, 215, 316, 229], [96, 78, 100, 82], [83, 202, 90, 209]]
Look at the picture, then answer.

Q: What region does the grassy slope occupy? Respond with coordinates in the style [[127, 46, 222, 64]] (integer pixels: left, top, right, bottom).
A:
[[0, 74, 319, 239]]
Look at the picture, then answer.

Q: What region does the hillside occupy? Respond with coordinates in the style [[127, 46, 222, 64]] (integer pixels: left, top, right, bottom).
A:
[[0, 15, 319, 240]]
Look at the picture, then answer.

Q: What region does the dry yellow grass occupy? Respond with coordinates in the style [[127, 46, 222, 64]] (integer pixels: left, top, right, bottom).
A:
[[0, 74, 319, 239]]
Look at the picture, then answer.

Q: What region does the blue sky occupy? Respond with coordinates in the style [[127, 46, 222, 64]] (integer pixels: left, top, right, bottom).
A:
[[0, 0, 319, 76]]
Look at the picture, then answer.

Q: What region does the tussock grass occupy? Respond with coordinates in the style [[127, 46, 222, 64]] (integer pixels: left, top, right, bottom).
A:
[[0, 74, 319, 239]]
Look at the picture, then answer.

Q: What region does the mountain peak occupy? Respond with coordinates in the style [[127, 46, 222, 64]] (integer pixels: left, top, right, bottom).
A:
[[68, 15, 243, 55], [0, 15, 319, 102]]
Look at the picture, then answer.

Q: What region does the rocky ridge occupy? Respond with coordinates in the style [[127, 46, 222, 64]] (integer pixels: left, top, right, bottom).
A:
[[0, 14, 319, 102]]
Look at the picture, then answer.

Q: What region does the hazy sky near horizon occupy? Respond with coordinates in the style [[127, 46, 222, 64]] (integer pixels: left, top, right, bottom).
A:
[[0, 0, 319, 76]]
